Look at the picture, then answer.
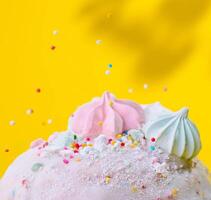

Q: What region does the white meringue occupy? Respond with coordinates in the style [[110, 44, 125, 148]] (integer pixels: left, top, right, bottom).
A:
[[145, 107, 201, 159]]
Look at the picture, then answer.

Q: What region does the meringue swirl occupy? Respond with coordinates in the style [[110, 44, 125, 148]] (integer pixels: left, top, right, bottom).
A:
[[145, 107, 201, 159], [69, 91, 145, 138]]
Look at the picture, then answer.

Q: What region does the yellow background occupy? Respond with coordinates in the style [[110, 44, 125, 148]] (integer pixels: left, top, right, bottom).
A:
[[0, 0, 211, 176]]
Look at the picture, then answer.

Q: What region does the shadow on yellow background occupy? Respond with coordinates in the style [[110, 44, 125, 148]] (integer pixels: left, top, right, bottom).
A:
[[79, 0, 210, 80], [0, 0, 211, 176]]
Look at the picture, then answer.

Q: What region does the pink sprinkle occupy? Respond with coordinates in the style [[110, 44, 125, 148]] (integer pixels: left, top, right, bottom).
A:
[[63, 159, 69, 164], [86, 137, 91, 142], [64, 146, 68, 150], [70, 155, 74, 159], [108, 139, 113, 144]]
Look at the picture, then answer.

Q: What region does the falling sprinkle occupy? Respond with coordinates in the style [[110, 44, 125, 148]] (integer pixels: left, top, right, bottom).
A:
[[163, 86, 168, 92], [51, 45, 56, 50], [96, 40, 102, 45], [36, 88, 41, 93], [5, 149, 10, 153], [9, 120, 16, 126], [26, 109, 34, 115], [52, 30, 59, 35], [31, 163, 44, 172], [143, 83, 149, 90], [128, 88, 134, 93], [105, 69, 111, 75], [108, 64, 112, 68], [47, 119, 53, 124]]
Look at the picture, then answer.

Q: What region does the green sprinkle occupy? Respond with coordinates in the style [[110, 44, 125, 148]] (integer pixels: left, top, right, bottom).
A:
[[31, 163, 43, 172], [149, 146, 155, 151], [108, 64, 112, 68], [73, 135, 77, 140]]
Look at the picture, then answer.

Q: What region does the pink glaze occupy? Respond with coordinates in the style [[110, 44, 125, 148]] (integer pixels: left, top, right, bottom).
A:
[[70, 92, 145, 138]]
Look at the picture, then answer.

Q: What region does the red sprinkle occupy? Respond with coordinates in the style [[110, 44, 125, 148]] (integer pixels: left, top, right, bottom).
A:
[[36, 88, 41, 93], [151, 137, 156, 142], [108, 139, 113, 144], [86, 137, 91, 142], [74, 143, 80, 149], [74, 150, 79, 154], [120, 142, 125, 147], [51, 45, 56, 50]]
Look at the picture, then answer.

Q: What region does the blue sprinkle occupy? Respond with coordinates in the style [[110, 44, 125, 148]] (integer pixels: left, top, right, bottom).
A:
[[149, 146, 156, 151], [123, 130, 129, 135]]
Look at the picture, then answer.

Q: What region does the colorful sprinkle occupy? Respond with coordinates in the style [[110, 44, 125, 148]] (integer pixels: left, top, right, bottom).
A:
[[51, 45, 56, 50], [143, 83, 149, 90], [105, 69, 111, 75], [105, 176, 111, 184], [151, 137, 156, 142], [108, 64, 112, 68], [52, 30, 59, 35], [149, 145, 156, 151], [96, 40, 102, 45], [36, 88, 41, 93], [5, 149, 10, 153], [26, 109, 34, 115], [31, 163, 44, 172], [47, 119, 53, 124], [9, 120, 16, 126], [128, 88, 134, 93], [63, 159, 69, 164]]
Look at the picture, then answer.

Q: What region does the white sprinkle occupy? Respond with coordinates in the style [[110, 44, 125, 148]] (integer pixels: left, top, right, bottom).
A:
[[143, 84, 149, 90], [9, 120, 16, 126], [105, 70, 111, 75], [26, 109, 34, 115], [47, 119, 53, 124], [52, 30, 59, 35], [128, 88, 134, 93], [96, 40, 102, 45]]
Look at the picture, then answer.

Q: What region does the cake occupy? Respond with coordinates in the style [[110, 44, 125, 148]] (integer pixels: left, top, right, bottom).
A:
[[0, 92, 211, 200]]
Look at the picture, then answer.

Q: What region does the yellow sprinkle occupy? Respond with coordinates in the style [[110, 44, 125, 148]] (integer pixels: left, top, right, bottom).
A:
[[81, 143, 87, 148], [109, 101, 113, 106], [87, 143, 93, 147], [128, 135, 133, 141], [98, 121, 103, 126], [70, 144, 75, 148], [111, 141, 116, 145], [116, 134, 122, 139], [133, 141, 139, 145], [131, 186, 138, 193], [171, 188, 178, 197], [130, 144, 137, 148], [105, 176, 111, 184], [75, 158, 81, 162]]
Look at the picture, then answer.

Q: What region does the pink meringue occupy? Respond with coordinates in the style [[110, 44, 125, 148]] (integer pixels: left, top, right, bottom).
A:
[[69, 92, 145, 138]]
